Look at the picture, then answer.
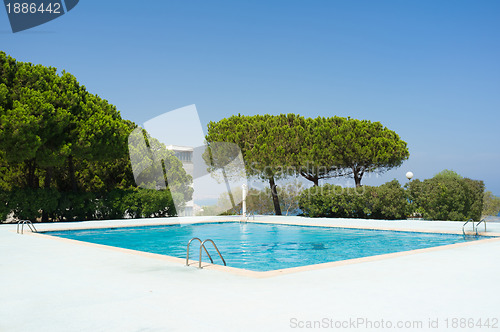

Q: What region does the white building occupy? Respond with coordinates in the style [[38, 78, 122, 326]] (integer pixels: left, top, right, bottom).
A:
[[165, 145, 194, 216]]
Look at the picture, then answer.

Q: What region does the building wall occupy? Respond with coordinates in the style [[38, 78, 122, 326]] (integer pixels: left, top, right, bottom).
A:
[[167, 145, 194, 216]]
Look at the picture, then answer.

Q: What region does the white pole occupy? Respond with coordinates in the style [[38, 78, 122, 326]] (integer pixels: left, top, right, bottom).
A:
[[242, 184, 247, 218]]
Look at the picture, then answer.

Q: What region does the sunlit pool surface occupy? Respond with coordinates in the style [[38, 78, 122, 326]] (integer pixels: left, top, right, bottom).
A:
[[46, 222, 485, 272]]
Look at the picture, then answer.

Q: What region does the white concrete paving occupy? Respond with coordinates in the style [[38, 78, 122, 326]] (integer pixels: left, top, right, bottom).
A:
[[1, 216, 500, 331]]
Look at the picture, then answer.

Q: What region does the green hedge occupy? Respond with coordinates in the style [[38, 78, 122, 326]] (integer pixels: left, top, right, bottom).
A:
[[406, 176, 484, 221], [299, 176, 484, 221], [1, 188, 178, 222], [298, 180, 409, 219]]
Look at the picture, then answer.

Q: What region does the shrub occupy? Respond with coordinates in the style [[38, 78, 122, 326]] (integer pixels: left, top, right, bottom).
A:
[[55, 191, 98, 221], [0, 190, 10, 221], [202, 184, 302, 216], [0, 187, 178, 222], [132, 188, 177, 218], [483, 191, 500, 218], [369, 180, 409, 220], [299, 175, 487, 221], [298, 183, 407, 219], [406, 172, 484, 221], [299, 173, 484, 221], [8, 188, 60, 221]]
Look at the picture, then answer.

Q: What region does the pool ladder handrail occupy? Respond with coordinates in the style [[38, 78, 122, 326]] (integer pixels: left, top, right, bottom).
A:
[[186, 237, 226, 269], [17, 220, 38, 234], [186, 238, 214, 265], [475, 219, 486, 236], [462, 219, 475, 236]]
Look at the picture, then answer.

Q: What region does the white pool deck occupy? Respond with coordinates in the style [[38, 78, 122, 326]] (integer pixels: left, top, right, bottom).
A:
[[2, 216, 500, 331]]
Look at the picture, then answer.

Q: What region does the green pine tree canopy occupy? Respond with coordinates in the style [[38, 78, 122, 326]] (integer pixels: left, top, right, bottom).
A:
[[0, 52, 191, 221], [205, 114, 410, 215]]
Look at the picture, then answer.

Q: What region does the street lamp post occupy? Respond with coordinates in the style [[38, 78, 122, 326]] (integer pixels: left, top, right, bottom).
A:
[[242, 184, 248, 219], [405, 171, 417, 220]]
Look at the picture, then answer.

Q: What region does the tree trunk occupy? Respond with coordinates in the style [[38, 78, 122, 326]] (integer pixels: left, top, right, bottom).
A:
[[44, 167, 52, 188], [300, 171, 319, 186], [41, 167, 52, 222], [353, 167, 363, 187], [26, 159, 38, 189], [354, 174, 361, 187], [68, 155, 78, 192], [268, 177, 282, 215]]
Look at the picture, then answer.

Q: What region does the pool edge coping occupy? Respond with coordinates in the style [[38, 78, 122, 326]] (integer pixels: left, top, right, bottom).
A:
[[21, 219, 500, 278]]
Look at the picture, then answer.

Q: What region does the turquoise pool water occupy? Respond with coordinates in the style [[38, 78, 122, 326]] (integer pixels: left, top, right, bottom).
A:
[[46, 222, 484, 272]]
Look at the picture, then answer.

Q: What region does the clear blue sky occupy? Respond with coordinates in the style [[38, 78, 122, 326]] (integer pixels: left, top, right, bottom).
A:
[[2, 1, 500, 194]]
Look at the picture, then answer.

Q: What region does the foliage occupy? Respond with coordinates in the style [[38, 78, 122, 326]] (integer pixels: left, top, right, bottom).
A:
[[433, 169, 463, 180], [2, 188, 177, 221], [0, 189, 9, 221], [406, 171, 484, 221], [196, 204, 222, 216], [116, 188, 177, 219], [128, 127, 193, 202], [277, 181, 304, 216], [299, 184, 371, 218], [369, 180, 409, 219], [198, 187, 274, 216], [464, 178, 485, 222], [333, 118, 409, 187], [298, 116, 347, 186], [298, 117, 410, 188], [205, 114, 410, 218], [482, 191, 500, 218], [198, 181, 303, 216], [298, 180, 409, 219], [0, 52, 189, 222], [0, 51, 130, 191], [205, 114, 306, 215], [299, 174, 484, 221]]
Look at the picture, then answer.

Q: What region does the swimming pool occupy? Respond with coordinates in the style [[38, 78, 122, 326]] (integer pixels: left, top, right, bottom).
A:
[[45, 222, 486, 272]]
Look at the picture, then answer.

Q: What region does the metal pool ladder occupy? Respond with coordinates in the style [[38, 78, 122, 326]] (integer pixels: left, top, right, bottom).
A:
[[244, 212, 256, 222], [186, 237, 226, 269], [17, 220, 38, 234], [462, 218, 487, 237]]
